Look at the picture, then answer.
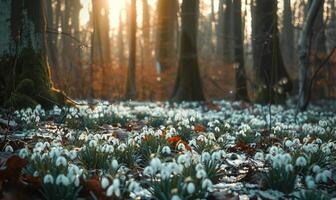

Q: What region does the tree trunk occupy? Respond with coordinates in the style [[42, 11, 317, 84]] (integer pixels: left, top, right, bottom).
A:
[[233, 0, 249, 102], [0, 0, 70, 109], [156, 0, 178, 72], [223, 0, 233, 64], [125, 0, 137, 99], [298, 0, 324, 110], [254, 0, 292, 104], [172, 0, 205, 101], [45, 0, 59, 83], [281, 0, 295, 68], [91, 0, 111, 99]]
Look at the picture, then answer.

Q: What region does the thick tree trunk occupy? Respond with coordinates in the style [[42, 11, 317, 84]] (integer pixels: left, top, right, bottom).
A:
[[156, 0, 178, 72], [233, 0, 249, 102], [0, 0, 69, 109], [91, 0, 111, 99], [172, 0, 205, 101], [125, 0, 137, 99], [254, 0, 292, 104], [298, 0, 324, 110]]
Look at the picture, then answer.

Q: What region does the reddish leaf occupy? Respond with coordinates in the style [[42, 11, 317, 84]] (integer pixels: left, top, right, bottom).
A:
[[194, 124, 206, 133]]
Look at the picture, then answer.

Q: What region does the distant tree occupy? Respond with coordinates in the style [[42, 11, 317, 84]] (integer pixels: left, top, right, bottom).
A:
[[298, 0, 324, 110], [281, 0, 295, 68], [232, 0, 249, 102], [91, 0, 111, 99], [172, 0, 205, 101], [125, 0, 137, 99], [223, 0, 233, 64], [253, 0, 292, 104], [156, 0, 178, 72], [142, 0, 151, 63], [0, 0, 70, 109]]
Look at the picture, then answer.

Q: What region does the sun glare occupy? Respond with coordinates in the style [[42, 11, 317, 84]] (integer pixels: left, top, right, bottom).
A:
[[80, 0, 127, 29]]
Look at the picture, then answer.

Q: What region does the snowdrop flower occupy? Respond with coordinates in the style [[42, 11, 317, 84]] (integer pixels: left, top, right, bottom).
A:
[[106, 184, 121, 197], [56, 156, 67, 167], [111, 159, 119, 170], [5, 145, 13, 152], [295, 156, 307, 167], [161, 146, 171, 154], [177, 143, 186, 151], [43, 174, 54, 184], [128, 180, 140, 192], [202, 179, 213, 191], [143, 166, 155, 176], [150, 157, 162, 172], [201, 152, 211, 162], [56, 174, 70, 186], [117, 143, 127, 152], [187, 182, 195, 194], [171, 195, 181, 200], [254, 152, 264, 161], [196, 169, 207, 179], [285, 140, 293, 148], [101, 177, 109, 189], [305, 176, 315, 189], [88, 140, 97, 148], [195, 163, 204, 171], [68, 150, 77, 160], [316, 170, 332, 183], [285, 164, 294, 172], [312, 165, 321, 173], [211, 151, 221, 161], [19, 148, 29, 158]]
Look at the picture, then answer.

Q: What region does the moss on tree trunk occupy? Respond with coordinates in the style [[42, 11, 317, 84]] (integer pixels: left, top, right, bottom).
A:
[[0, 0, 71, 109]]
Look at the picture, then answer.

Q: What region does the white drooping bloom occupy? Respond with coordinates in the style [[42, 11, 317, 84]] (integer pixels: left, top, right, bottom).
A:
[[43, 174, 54, 184], [56, 156, 67, 167], [56, 174, 70, 186], [143, 166, 155, 176], [201, 152, 211, 162], [19, 148, 29, 158], [196, 169, 207, 179], [111, 159, 119, 170], [305, 176, 315, 189], [254, 152, 264, 161], [171, 195, 182, 200], [312, 165, 321, 173], [285, 164, 294, 172], [161, 146, 171, 154], [5, 145, 13, 152], [187, 182, 195, 194], [101, 177, 109, 189], [202, 178, 213, 191], [88, 139, 97, 148], [128, 180, 140, 192], [295, 156, 307, 167], [150, 157, 162, 172]]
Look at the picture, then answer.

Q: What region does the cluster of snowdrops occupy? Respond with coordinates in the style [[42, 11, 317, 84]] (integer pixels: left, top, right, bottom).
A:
[[1, 100, 336, 199]]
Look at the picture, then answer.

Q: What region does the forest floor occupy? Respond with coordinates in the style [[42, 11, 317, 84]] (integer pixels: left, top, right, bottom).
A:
[[0, 100, 335, 200]]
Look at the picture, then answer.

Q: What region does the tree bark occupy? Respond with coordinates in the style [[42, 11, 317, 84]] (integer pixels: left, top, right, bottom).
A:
[[0, 0, 70, 109], [298, 0, 324, 110], [91, 0, 111, 99], [172, 0, 205, 101], [156, 0, 178, 72], [233, 0, 249, 102], [254, 0, 292, 104], [125, 0, 137, 99]]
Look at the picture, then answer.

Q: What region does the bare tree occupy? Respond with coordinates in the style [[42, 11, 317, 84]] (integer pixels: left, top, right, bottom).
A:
[[254, 0, 292, 104], [125, 0, 137, 99], [172, 0, 205, 101], [298, 0, 324, 110], [233, 0, 249, 102]]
